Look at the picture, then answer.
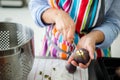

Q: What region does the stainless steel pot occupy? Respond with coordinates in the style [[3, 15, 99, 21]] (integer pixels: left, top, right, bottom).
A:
[[0, 22, 35, 80]]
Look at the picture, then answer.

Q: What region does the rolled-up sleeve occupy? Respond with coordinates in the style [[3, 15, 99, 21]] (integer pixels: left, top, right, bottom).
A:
[[29, 0, 50, 27], [93, 0, 120, 48]]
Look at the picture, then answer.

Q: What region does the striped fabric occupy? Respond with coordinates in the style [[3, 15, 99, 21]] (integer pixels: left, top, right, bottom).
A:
[[41, 0, 111, 59], [48, 0, 104, 33]]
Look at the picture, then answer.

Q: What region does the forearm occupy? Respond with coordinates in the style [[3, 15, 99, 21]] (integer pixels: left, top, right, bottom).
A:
[[42, 8, 69, 25], [42, 8, 59, 24], [93, 22, 120, 48], [86, 30, 104, 45]]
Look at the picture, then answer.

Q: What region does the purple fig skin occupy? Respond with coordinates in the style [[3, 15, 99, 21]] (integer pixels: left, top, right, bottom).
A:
[[74, 48, 90, 65], [65, 63, 76, 73], [65, 48, 90, 73]]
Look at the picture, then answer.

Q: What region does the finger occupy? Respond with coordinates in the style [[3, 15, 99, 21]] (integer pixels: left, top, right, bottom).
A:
[[79, 63, 88, 69], [55, 24, 63, 34], [63, 29, 67, 41], [67, 53, 79, 67], [67, 55, 74, 64], [76, 43, 82, 50], [79, 59, 91, 68], [71, 60, 78, 67], [89, 51, 94, 60], [57, 28, 63, 34], [87, 46, 95, 59], [67, 27, 75, 43]]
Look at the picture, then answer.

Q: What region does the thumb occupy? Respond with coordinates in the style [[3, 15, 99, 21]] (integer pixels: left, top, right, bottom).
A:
[[87, 47, 94, 59]]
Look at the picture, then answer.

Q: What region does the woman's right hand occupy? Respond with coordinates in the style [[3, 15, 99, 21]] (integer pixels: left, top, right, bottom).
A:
[[42, 8, 75, 43], [53, 9, 76, 43]]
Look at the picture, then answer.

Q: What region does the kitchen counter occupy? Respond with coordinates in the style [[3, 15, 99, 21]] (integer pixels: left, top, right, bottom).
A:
[[28, 58, 88, 80]]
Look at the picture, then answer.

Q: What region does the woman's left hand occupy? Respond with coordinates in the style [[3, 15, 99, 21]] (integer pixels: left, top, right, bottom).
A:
[[68, 35, 95, 68], [67, 30, 105, 68]]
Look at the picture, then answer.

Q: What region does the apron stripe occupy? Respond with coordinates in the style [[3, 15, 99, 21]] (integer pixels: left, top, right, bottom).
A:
[[92, 0, 101, 27], [81, 0, 93, 31], [85, 0, 94, 29], [59, 52, 68, 59], [56, 0, 60, 9], [49, 0, 57, 8], [58, 0, 63, 9], [88, 0, 98, 28], [69, 0, 79, 21], [76, 0, 89, 33], [103, 48, 111, 57], [96, 0, 105, 26], [51, 47, 57, 57], [74, 33, 79, 45], [63, 0, 71, 12], [96, 48, 102, 58], [56, 0, 59, 6], [74, 0, 81, 22], [41, 36, 48, 56]]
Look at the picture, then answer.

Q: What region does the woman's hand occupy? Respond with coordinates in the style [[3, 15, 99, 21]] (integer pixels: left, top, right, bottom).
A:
[[54, 9, 75, 43], [42, 8, 75, 43], [68, 35, 95, 68], [67, 30, 105, 68]]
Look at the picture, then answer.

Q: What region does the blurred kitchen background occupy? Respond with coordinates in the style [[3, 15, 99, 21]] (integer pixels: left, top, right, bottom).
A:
[[0, 0, 120, 57]]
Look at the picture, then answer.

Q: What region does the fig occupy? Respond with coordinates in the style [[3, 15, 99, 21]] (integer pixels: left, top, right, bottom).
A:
[[65, 63, 76, 73], [65, 48, 90, 73], [74, 48, 90, 64]]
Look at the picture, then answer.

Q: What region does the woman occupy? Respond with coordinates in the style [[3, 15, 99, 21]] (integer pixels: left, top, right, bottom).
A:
[[29, 0, 120, 68]]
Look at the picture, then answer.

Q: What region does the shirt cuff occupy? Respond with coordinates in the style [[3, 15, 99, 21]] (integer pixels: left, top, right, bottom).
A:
[[93, 22, 118, 49], [36, 6, 50, 27]]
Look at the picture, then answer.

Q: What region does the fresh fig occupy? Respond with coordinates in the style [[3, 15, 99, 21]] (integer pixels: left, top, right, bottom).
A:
[[65, 63, 76, 73], [74, 48, 90, 64], [65, 48, 90, 73]]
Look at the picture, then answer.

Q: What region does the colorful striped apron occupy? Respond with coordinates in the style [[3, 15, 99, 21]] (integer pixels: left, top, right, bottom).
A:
[[41, 0, 111, 59]]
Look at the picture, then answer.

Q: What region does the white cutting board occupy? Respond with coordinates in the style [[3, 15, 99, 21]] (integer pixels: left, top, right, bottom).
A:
[[28, 58, 88, 80]]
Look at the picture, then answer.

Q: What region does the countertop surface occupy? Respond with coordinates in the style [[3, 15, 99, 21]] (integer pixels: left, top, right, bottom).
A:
[[28, 58, 88, 80]]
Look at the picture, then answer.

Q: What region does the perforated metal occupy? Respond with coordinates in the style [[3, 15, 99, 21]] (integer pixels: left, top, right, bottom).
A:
[[17, 31, 29, 45], [0, 31, 10, 50], [0, 22, 34, 80]]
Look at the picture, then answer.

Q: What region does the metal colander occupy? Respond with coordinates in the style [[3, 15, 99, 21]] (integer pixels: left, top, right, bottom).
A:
[[0, 22, 34, 80]]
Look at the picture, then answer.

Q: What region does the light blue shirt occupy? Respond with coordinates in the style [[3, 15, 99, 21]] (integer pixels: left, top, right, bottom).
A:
[[29, 0, 120, 49]]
